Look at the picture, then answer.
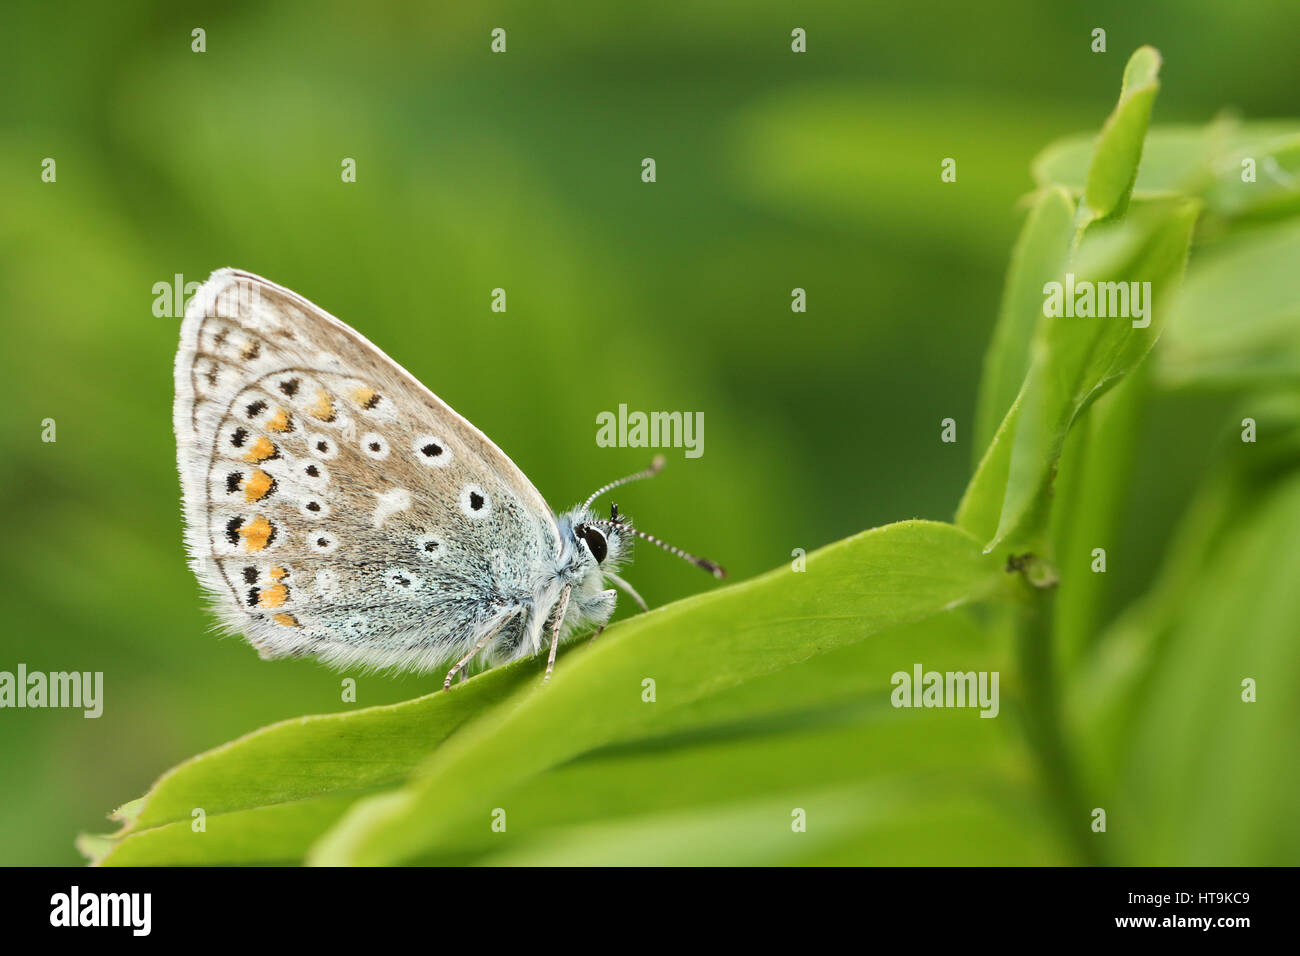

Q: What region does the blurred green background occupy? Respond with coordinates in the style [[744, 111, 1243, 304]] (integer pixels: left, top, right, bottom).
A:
[[2, 1, 1298, 865]]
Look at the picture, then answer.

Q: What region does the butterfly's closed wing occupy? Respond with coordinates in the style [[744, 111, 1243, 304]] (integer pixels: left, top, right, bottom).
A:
[[173, 269, 562, 672]]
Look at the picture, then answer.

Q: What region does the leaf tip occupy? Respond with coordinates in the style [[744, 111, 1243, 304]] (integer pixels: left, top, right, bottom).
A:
[[1121, 46, 1162, 95]]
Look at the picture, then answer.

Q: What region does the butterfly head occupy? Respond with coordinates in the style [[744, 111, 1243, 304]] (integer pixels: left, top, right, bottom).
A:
[[560, 503, 630, 572], [561, 457, 727, 586]]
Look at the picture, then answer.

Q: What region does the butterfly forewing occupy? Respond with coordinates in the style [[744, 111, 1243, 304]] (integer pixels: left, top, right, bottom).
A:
[[173, 269, 561, 672]]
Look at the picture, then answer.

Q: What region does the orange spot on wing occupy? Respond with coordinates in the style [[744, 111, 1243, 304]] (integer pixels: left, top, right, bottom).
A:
[[272, 613, 299, 627], [239, 515, 275, 551], [243, 436, 277, 463], [258, 583, 289, 608], [351, 386, 379, 409], [243, 469, 275, 501], [265, 408, 293, 432], [269, 565, 288, 581], [308, 390, 336, 422]]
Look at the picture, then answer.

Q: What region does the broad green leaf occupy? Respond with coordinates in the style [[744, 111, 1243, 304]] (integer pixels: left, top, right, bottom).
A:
[[90, 522, 1006, 866], [1158, 220, 1300, 388], [1036, 125, 1208, 202], [1048, 362, 1149, 676], [402, 611, 1064, 865], [308, 520, 1006, 865], [471, 781, 1064, 867], [974, 186, 1076, 457], [87, 660, 539, 864], [960, 48, 1173, 552], [1202, 132, 1300, 222], [104, 613, 1023, 865], [990, 199, 1200, 549], [1035, 122, 1300, 223], [1067, 403, 1300, 826], [1079, 46, 1162, 227], [478, 785, 892, 866], [959, 201, 1198, 552], [1109, 473, 1300, 863], [93, 794, 360, 866]]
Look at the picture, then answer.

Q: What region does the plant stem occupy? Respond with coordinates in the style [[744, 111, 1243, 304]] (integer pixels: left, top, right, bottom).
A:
[[1015, 586, 1105, 864]]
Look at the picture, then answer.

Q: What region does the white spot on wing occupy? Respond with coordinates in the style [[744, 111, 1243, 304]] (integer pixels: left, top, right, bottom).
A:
[[415, 533, 443, 559], [314, 569, 340, 599], [300, 497, 330, 519], [413, 434, 454, 467], [373, 488, 412, 528], [459, 484, 491, 519], [361, 432, 390, 460], [383, 567, 424, 595], [310, 531, 339, 554], [306, 432, 337, 459]]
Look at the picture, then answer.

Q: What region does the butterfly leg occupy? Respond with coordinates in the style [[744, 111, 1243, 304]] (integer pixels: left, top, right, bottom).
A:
[[543, 586, 572, 683], [603, 571, 647, 611], [587, 589, 617, 644], [443, 612, 516, 691]]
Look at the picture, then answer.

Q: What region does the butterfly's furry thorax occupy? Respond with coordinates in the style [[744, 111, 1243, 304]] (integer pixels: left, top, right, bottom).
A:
[[549, 506, 635, 633]]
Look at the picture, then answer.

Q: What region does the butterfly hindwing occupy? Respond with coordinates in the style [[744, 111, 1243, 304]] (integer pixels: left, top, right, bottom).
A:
[[173, 269, 562, 672]]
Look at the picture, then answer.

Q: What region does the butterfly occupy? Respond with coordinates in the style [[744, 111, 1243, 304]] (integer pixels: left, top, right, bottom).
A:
[[173, 269, 724, 688]]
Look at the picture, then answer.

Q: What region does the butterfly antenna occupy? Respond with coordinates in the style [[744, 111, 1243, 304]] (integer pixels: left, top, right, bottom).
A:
[[581, 455, 666, 511], [592, 520, 727, 580]]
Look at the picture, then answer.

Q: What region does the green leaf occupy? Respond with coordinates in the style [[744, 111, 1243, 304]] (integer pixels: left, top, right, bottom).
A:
[[89, 521, 1006, 866], [1202, 132, 1300, 222], [1048, 362, 1149, 676], [306, 520, 1006, 865], [470, 781, 1064, 866], [1079, 46, 1162, 226], [990, 199, 1200, 550], [1104, 473, 1300, 863], [1158, 220, 1300, 389], [1067, 405, 1300, 838], [974, 186, 1077, 457], [93, 794, 361, 866], [89, 662, 539, 864], [403, 610, 1067, 866], [1036, 125, 1206, 203], [956, 385, 1023, 546], [1035, 121, 1300, 223], [959, 48, 1176, 553]]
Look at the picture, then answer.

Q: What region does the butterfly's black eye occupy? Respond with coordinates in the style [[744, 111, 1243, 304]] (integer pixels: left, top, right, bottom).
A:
[[578, 525, 608, 564]]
